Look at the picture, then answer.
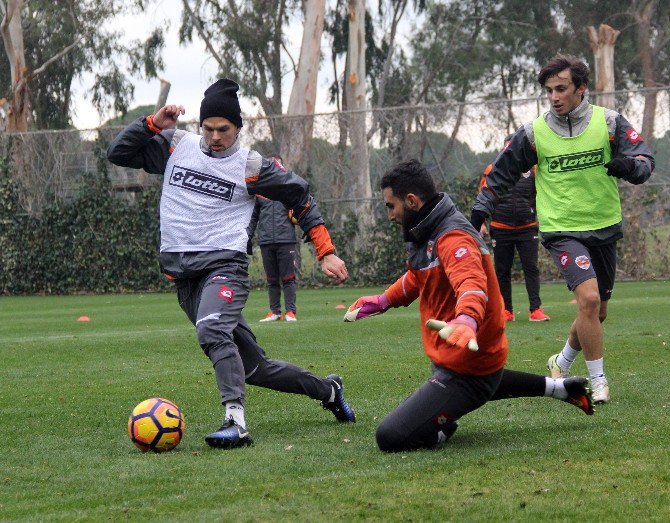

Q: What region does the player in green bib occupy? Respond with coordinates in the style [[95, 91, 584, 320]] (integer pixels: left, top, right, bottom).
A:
[[471, 55, 654, 404]]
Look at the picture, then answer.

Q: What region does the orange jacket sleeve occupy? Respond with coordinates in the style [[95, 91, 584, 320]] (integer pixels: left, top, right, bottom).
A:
[[307, 224, 336, 260], [436, 231, 489, 325], [384, 270, 419, 307]]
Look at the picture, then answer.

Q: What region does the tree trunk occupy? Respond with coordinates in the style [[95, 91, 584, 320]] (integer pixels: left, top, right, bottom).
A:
[[366, 0, 408, 141], [281, 0, 325, 174], [154, 79, 171, 114], [587, 24, 620, 109], [346, 0, 372, 228], [1, 0, 29, 132], [635, 0, 658, 141]]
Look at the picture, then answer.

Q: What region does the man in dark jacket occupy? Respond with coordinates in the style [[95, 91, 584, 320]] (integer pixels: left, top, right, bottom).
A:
[[479, 136, 549, 322], [106, 79, 355, 450], [247, 155, 299, 322]]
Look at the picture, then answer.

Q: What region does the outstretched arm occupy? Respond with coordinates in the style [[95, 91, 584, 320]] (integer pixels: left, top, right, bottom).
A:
[[246, 154, 348, 283], [471, 127, 537, 229], [344, 271, 419, 322]]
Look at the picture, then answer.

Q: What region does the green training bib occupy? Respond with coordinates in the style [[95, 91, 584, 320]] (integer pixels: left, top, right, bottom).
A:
[[533, 105, 621, 232]]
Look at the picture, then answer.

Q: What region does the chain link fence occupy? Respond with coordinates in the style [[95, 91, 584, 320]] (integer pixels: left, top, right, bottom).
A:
[[1, 88, 669, 290]]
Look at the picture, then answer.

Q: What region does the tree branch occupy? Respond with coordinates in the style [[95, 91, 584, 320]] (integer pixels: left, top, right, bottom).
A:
[[282, 40, 297, 75], [182, 0, 227, 68], [31, 36, 82, 77]]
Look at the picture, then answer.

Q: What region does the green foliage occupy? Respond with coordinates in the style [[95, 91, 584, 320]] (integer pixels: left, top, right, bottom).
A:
[[1, 283, 669, 519], [0, 155, 167, 295], [328, 211, 408, 286]]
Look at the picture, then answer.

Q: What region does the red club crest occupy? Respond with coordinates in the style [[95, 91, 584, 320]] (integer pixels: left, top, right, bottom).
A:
[[575, 255, 591, 270]]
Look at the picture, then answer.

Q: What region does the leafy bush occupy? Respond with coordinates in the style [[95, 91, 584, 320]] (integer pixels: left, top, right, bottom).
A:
[[0, 156, 168, 294]]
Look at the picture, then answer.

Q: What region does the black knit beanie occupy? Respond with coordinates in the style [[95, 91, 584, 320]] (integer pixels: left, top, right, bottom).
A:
[[199, 79, 243, 127]]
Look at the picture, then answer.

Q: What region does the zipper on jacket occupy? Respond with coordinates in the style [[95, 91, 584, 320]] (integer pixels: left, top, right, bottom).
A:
[[567, 115, 573, 136]]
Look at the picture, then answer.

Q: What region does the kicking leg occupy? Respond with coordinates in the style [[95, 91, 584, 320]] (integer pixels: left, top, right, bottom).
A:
[[234, 317, 355, 422]]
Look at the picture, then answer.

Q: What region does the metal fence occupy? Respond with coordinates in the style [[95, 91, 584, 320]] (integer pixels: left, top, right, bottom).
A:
[[1, 88, 669, 282]]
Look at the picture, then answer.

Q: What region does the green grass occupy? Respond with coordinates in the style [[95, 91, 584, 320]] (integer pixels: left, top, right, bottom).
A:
[[1, 281, 669, 521]]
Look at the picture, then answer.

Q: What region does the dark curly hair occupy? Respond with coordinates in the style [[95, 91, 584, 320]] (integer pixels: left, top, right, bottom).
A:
[[380, 159, 437, 201]]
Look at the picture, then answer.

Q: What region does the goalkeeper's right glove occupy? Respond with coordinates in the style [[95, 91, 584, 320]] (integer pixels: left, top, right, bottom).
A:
[[343, 293, 391, 322], [426, 314, 479, 351]]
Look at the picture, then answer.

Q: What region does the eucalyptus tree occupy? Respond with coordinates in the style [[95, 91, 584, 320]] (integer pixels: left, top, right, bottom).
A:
[[1, 0, 164, 131]]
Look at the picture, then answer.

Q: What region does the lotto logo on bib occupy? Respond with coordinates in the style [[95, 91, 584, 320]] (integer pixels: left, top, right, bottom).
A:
[[546, 148, 604, 173], [218, 286, 234, 303], [169, 165, 235, 201]]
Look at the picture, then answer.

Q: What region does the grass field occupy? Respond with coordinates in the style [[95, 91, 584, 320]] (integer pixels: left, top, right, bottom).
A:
[[1, 281, 669, 521]]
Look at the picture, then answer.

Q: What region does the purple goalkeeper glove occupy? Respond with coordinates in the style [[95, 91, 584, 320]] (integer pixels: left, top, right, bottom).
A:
[[343, 294, 391, 322], [426, 314, 479, 351]]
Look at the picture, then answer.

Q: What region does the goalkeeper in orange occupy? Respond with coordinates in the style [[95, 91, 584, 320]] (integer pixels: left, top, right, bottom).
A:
[[345, 159, 594, 452]]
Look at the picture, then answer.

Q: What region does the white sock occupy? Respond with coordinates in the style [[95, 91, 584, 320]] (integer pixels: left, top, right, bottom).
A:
[[586, 358, 606, 383], [225, 401, 246, 429], [544, 377, 568, 400], [327, 385, 336, 404], [557, 340, 579, 371]]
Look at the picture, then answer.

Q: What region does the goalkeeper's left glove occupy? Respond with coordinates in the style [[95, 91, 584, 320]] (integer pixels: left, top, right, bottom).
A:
[[604, 157, 636, 180], [426, 314, 479, 352]]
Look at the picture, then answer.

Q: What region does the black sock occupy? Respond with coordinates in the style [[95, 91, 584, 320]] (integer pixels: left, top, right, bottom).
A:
[[490, 368, 545, 400]]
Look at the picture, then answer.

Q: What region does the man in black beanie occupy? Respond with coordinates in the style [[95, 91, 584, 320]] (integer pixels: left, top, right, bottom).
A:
[[199, 78, 244, 128], [107, 79, 355, 450]]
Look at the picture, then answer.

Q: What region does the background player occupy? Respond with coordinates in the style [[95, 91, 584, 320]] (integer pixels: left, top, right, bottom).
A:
[[247, 155, 300, 323], [479, 135, 549, 322]]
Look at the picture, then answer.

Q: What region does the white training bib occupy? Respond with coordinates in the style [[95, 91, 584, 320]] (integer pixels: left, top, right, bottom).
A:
[[160, 133, 252, 253]]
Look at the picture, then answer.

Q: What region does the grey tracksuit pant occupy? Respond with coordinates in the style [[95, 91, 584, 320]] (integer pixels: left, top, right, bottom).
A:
[[173, 259, 330, 405]]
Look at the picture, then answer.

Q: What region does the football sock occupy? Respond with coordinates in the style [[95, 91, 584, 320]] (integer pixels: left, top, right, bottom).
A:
[[544, 377, 568, 400], [326, 385, 336, 404], [586, 357, 605, 383], [225, 401, 246, 429], [557, 340, 579, 371], [490, 369, 544, 399]]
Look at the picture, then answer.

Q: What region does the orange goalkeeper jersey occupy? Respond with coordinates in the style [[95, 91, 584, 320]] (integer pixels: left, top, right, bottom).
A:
[[385, 195, 508, 376]]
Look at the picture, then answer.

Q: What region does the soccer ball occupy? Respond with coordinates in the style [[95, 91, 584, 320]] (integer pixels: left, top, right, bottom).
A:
[[128, 397, 185, 452]]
